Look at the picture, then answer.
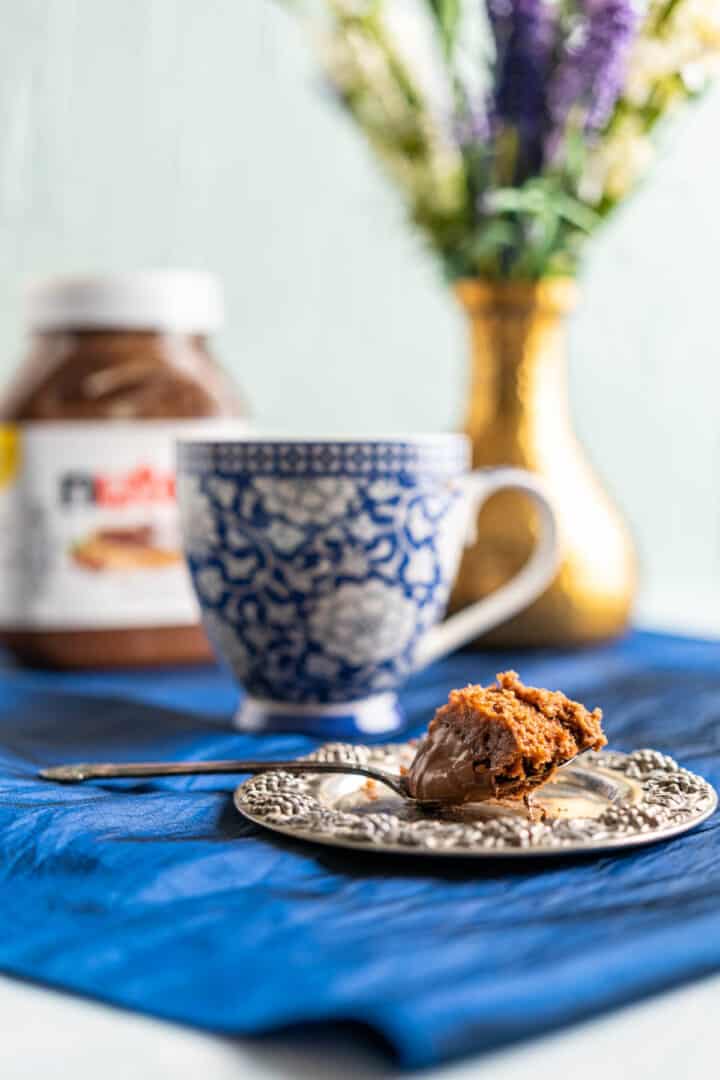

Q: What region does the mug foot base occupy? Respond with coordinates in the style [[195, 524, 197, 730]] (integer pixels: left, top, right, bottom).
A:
[[235, 693, 405, 738]]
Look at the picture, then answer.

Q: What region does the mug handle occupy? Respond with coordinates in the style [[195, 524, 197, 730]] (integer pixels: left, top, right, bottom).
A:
[[413, 468, 560, 669]]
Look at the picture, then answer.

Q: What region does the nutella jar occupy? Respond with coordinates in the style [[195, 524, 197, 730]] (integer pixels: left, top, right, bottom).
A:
[[0, 271, 248, 668]]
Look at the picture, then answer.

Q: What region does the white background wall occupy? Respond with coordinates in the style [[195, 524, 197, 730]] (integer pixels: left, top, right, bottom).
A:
[[0, 0, 719, 631]]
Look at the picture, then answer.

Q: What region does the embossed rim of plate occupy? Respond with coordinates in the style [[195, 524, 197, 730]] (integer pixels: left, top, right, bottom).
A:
[[234, 744, 718, 858]]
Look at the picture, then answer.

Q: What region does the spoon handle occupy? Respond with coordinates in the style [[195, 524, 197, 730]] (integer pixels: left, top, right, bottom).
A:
[[38, 759, 409, 797]]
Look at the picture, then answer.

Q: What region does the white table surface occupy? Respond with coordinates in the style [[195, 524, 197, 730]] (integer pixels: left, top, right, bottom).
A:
[[3, 610, 718, 1080]]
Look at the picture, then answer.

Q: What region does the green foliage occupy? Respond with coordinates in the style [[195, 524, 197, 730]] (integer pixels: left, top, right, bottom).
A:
[[425, 1, 462, 57]]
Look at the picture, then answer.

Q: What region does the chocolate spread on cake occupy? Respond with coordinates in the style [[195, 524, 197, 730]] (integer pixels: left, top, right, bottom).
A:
[[407, 671, 606, 803]]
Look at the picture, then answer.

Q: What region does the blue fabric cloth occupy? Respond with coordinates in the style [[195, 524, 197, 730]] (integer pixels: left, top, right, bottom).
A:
[[0, 630, 719, 1068]]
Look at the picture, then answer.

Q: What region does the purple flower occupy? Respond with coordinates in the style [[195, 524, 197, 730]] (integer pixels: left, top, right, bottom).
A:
[[486, 0, 557, 175], [549, 1, 637, 136], [455, 3, 639, 179]]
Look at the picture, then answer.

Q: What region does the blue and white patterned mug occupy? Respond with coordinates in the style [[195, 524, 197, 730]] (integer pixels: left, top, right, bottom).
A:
[[177, 436, 558, 736]]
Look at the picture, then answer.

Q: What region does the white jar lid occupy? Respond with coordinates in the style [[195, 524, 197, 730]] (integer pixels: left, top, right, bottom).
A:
[[25, 270, 224, 333]]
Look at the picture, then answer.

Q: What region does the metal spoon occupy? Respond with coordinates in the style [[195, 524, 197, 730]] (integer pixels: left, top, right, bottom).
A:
[[39, 758, 419, 801], [39, 749, 589, 805]]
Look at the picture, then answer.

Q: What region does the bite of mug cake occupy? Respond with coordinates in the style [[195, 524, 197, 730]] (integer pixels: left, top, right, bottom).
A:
[[407, 671, 606, 804]]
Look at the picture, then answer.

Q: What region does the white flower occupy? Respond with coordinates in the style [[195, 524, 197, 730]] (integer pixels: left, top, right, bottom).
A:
[[265, 601, 297, 626], [580, 115, 655, 204], [403, 546, 436, 587], [252, 477, 358, 526], [222, 553, 259, 581], [305, 654, 341, 680], [349, 512, 379, 542], [625, 0, 720, 108], [226, 526, 251, 552], [266, 520, 306, 554], [335, 547, 372, 578], [206, 476, 237, 509], [367, 479, 399, 502], [241, 622, 275, 653], [195, 567, 225, 604], [419, 493, 450, 521], [309, 580, 418, 666]]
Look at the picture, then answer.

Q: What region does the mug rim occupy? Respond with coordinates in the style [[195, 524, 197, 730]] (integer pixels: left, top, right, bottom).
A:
[[177, 433, 470, 478], [178, 432, 468, 448]]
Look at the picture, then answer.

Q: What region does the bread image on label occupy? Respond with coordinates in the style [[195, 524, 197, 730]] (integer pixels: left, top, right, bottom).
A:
[[0, 422, 230, 631], [70, 525, 182, 573]]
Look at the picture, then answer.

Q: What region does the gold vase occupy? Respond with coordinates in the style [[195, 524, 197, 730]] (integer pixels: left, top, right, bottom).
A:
[[451, 278, 637, 648]]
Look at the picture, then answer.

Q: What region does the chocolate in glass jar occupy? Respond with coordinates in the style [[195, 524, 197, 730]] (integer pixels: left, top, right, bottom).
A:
[[0, 271, 248, 668]]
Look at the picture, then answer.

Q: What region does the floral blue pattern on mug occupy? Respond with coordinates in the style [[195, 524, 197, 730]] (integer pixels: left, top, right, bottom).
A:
[[179, 441, 468, 701], [177, 437, 558, 735]]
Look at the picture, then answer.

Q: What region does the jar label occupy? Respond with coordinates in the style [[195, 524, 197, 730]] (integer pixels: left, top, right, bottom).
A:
[[0, 420, 247, 630]]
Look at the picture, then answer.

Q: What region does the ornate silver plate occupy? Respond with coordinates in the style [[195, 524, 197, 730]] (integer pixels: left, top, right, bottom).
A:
[[234, 743, 717, 857]]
